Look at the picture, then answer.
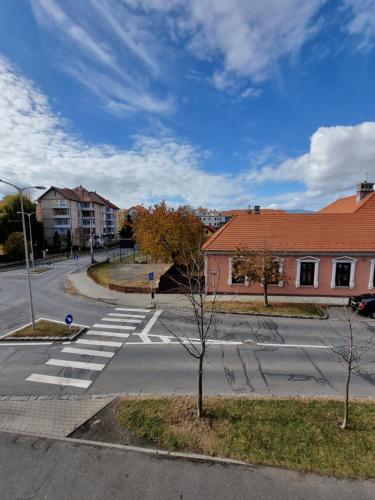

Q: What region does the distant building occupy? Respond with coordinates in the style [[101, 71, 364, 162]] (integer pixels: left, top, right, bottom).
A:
[[193, 209, 231, 228], [37, 186, 119, 248], [125, 205, 149, 222]]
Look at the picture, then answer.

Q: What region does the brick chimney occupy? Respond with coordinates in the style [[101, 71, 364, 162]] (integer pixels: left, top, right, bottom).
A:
[[356, 181, 374, 202]]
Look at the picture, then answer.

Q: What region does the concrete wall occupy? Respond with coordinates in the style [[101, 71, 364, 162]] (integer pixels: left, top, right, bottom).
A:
[[206, 253, 375, 298]]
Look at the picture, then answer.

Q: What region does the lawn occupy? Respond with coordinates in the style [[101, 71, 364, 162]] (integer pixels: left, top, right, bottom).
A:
[[116, 396, 375, 478], [209, 301, 326, 318], [4, 319, 80, 338]]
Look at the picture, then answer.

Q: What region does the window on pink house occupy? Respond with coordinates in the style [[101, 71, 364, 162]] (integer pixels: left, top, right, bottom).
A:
[[335, 262, 351, 287]]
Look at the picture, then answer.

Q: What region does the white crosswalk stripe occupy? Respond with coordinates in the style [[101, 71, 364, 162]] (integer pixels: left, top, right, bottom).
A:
[[26, 373, 92, 388], [86, 330, 130, 338], [46, 358, 105, 371], [62, 347, 115, 358], [108, 313, 146, 318], [104, 318, 142, 324], [115, 307, 152, 313], [76, 339, 123, 347], [93, 323, 136, 330]]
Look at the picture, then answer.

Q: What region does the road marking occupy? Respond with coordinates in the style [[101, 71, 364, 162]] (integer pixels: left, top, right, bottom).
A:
[[115, 307, 152, 313], [103, 318, 142, 324], [62, 347, 114, 358], [86, 330, 130, 338], [76, 339, 123, 347], [46, 358, 105, 371], [137, 309, 163, 343], [0, 342, 53, 346], [256, 342, 332, 349], [93, 323, 136, 331], [26, 373, 91, 388], [108, 313, 146, 319]]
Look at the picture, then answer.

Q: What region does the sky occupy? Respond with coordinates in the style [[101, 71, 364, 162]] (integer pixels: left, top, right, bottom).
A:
[[0, 0, 375, 210]]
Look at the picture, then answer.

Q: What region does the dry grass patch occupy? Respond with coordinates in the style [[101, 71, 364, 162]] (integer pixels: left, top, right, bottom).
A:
[[209, 301, 326, 318], [116, 396, 375, 478], [4, 319, 80, 338]]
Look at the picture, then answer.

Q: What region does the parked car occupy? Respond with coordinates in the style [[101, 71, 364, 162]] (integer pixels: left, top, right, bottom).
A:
[[349, 294, 375, 318]]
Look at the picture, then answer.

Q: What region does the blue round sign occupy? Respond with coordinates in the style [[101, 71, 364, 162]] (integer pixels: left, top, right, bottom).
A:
[[65, 314, 73, 325]]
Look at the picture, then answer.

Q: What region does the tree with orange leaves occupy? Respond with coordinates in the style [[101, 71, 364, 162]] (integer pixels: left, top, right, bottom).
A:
[[133, 202, 204, 265]]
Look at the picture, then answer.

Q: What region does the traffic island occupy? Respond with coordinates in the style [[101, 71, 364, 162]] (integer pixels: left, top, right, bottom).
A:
[[72, 396, 375, 479], [0, 319, 86, 341]]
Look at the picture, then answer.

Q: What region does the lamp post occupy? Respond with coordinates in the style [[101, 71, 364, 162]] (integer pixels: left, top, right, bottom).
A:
[[17, 211, 36, 269], [0, 179, 45, 329]]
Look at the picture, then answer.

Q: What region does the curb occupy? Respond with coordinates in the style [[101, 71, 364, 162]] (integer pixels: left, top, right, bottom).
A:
[[0, 427, 250, 468], [211, 309, 329, 320]]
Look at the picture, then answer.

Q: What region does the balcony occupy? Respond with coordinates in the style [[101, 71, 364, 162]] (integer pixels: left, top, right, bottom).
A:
[[52, 200, 69, 208]]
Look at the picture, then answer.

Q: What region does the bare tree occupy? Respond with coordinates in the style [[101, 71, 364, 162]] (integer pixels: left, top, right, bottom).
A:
[[323, 305, 375, 430], [233, 245, 288, 306], [159, 233, 219, 419]]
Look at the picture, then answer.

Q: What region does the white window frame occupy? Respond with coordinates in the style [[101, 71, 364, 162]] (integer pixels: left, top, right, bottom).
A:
[[369, 259, 375, 289], [331, 256, 357, 289], [295, 256, 320, 288], [268, 257, 285, 288], [229, 257, 249, 286]]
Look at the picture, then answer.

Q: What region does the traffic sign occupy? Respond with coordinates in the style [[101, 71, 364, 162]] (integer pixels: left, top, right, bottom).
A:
[[148, 272, 154, 281], [65, 314, 73, 325]]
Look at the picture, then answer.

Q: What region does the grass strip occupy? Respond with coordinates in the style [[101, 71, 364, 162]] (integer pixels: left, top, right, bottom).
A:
[[208, 301, 326, 318], [6, 320, 79, 338], [116, 396, 375, 478]]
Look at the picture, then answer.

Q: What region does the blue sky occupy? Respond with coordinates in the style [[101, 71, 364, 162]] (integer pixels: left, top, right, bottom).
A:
[[0, 0, 375, 209]]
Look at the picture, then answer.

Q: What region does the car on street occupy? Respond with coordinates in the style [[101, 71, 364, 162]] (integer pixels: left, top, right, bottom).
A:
[[349, 294, 375, 318]]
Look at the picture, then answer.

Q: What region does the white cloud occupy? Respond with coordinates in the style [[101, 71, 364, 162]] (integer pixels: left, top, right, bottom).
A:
[[245, 122, 375, 200], [344, 0, 375, 49], [0, 56, 239, 208], [31, 0, 173, 116], [129, 0, 326, 88]]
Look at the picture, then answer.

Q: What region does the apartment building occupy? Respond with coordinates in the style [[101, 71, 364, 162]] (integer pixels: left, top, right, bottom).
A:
[[37, 186, 119, 247]]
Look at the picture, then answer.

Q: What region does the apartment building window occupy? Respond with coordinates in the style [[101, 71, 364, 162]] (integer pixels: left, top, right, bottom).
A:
[[54, 218, 70, 226], [53, 208, 69, 216], [331, 257, 356, 288]]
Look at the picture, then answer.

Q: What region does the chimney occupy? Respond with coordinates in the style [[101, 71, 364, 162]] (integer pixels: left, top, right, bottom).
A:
[[254, 205, 261, 214], [356, 181, 374, 202]]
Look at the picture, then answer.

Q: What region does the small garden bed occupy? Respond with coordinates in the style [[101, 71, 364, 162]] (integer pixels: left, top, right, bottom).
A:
[[208, 301, 327, 318], [1, 319, 84, 341], [110, 396, 375, 478]]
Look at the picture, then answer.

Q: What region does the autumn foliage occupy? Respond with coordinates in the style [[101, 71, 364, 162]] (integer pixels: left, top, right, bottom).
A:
[[133, 202, 204, 265]]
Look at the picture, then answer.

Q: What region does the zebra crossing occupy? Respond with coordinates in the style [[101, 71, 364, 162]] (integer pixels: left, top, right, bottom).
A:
[[25, 305, 245, 389], [25, 307, 161, 389]]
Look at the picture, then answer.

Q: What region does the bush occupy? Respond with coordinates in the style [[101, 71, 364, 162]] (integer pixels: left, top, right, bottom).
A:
[[4, 232, 25, 261]]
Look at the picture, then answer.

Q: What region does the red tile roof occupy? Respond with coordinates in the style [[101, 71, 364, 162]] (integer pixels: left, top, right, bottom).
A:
[[319, 192, 375, 213], [223, 209, 286, 216], [203, 211, 375, 253]]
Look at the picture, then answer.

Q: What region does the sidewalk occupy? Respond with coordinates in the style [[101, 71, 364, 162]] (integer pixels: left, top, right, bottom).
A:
[[67, 270, 193, 309], [1, 430, 374, 500], [67, 269, 347, 310]]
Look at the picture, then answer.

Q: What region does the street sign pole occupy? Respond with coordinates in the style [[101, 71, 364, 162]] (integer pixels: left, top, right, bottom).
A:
[[148, 272, 155, 308]]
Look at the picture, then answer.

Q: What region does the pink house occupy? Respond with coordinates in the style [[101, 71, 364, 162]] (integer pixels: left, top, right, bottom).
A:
[[203, 182, 375, 298]]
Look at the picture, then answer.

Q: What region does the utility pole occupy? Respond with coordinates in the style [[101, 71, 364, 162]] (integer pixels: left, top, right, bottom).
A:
[[0, 179, 45, 329], [90, 209, 95, 264]]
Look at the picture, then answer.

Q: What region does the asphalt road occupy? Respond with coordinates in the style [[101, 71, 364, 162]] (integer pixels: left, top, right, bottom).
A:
[[1, 259, 375, 398], [1, 432, 373, 500]]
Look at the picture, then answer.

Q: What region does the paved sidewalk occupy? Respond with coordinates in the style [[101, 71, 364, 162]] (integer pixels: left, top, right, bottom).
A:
[[67, 270, 193, 309], [1, 431, 374, 500], [68, 269, 346, 309], [0, 396, 114, 437]]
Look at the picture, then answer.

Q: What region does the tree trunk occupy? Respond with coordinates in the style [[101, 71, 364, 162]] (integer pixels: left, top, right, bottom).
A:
[[264, 283, 269, 307], [197, 355, 204, 419], [341, 365, 351, 429]]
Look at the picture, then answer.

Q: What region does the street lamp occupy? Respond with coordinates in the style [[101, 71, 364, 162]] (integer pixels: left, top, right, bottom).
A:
[[0, 179, 45, 329], [17, 211, 36, 269]]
